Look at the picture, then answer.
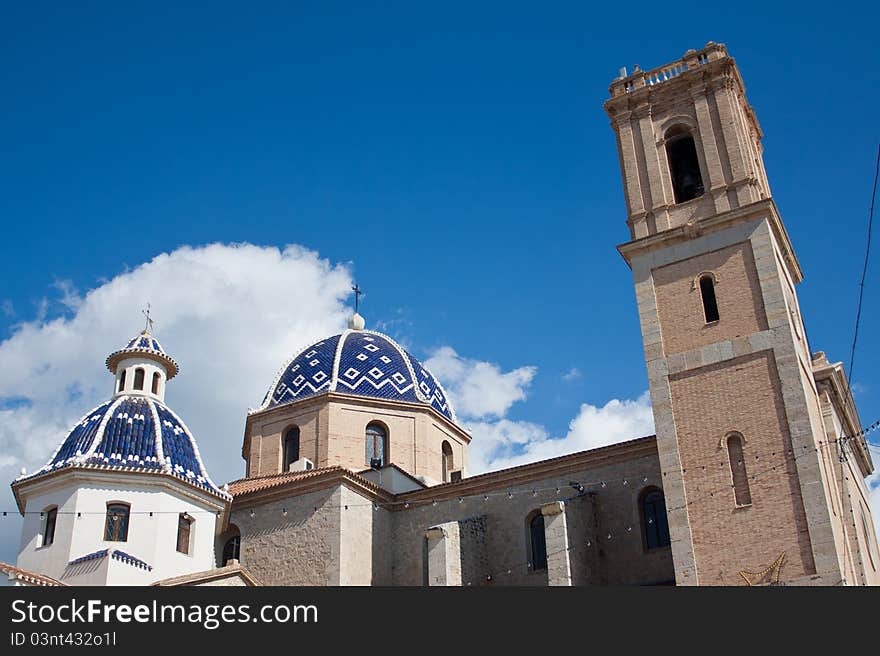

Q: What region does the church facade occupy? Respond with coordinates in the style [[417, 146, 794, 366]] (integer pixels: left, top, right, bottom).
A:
[[4, 42, 879, 587]]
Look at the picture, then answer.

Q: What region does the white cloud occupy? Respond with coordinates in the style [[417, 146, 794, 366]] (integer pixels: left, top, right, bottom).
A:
[[0, 242, 353, 564], [423, 346, 536, 420], [465, 392, 655, 474], [421, 347, 654, 477], [562, 367, 581, 381]]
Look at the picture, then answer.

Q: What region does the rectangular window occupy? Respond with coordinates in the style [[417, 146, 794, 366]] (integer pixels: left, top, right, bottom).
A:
[[177, 514, 192, 554], [42, 508, 57, 547], [104, 504, 130, 542]]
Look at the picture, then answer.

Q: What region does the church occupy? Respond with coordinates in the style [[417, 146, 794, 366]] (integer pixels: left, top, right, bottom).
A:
[[3, 42, 879, 587]]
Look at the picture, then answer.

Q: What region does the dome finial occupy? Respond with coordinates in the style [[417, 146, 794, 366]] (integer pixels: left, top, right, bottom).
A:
[[349, 283, 365, 330], [141, 302, 155, 335], [348, 312, 365, 330]]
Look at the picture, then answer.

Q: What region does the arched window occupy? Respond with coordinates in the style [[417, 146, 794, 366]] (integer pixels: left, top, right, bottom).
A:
[[441, 441, 454, 482], [222, 535, 241, 566], [641, 489, 670, 549], [665, 127, 704, 203], [118, 370, 126, 392], [528, 511, 548, 571], [726, 433, 752, 506], [104, 503, 130, 542], [41, 506, 58, 547], [176, 513, 193, 555], [282, 426, 300, 471], [365, 422, 387, 468], [133, 368, 145, 391], [152, 372, 161, 395], [699, 274, 720, 323]]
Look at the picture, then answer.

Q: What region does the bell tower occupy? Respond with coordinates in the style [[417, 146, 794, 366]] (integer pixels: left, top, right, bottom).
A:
[[605, 43, 862, 585]]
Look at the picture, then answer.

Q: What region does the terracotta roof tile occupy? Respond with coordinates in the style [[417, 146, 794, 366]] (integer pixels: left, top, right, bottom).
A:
[[152, 561, 261, 586], [229, 465, 381, 497], [0, 561, 66, 586]]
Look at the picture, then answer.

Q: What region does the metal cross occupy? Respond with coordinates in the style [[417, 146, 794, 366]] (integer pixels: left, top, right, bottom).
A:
[[352, 284, 362, 313], [142, 303, 155, 333]]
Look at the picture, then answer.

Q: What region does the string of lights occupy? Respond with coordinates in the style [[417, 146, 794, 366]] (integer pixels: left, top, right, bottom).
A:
[[6, 420, 875, 524], [4, 428, 875, 586]]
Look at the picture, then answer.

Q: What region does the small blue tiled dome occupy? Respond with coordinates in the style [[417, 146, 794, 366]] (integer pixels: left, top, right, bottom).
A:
[[19, 395, 227, 498], [260, 329, 456, 422], [106, 330, 179, 379]]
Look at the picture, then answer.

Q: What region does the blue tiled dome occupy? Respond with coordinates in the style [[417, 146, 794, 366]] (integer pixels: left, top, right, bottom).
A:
[[106, 330, 179, 379], [19, 395, 227, 498], [260, 330, 456, 422]]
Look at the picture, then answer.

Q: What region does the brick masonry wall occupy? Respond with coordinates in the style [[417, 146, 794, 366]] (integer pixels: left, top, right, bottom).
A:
[[668, 350, 815, 584], [653, 241, 768, 356]]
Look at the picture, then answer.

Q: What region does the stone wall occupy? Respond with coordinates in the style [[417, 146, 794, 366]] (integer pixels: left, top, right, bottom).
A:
[[232, 487, 341, 585], [390, 451, 673, 586]]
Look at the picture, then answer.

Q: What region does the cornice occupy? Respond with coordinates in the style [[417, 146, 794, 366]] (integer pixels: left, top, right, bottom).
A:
[[396, 435, 658, 506], [617, 198, 804, 284]]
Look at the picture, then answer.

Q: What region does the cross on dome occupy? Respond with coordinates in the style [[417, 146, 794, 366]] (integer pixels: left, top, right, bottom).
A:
[[142, 302, 155, 334]]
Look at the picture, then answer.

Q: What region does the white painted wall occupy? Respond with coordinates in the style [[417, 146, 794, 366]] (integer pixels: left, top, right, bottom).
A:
[[16, 471, 222, 585], [114, 357, 168, 402]]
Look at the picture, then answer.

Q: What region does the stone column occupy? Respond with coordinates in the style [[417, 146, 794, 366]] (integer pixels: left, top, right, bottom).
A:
[[425, 523, 462, 586], [541, 502, 572, 586], [690, 85, 730, 214]]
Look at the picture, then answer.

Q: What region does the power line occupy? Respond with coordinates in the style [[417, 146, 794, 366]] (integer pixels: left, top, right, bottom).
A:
[[848, 143, 880, 384]]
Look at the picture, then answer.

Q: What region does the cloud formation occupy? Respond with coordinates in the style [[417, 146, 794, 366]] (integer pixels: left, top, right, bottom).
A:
[[423, 346, 536, 420], [465, 392, 655, 474], [0, 243, 353, 563]]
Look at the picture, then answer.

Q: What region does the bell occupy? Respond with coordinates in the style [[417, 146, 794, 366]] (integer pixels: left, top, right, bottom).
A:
[[679, 168, 703, 199]]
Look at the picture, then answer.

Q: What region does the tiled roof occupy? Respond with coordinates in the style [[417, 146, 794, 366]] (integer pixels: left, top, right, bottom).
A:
[[111, 550, 152, 571], [227, 465, 387, 499], [258, 330, 456, 422], [69, 549, 109, 566], [227, 466, 347, 497], [0, 561, 66, 586], [152, 561, 261, 586], [15, 395, 229, 500], [68, 549, 152, 571]]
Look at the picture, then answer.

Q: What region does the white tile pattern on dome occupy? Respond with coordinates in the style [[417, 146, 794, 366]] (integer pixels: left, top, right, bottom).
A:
[[16, 394, 229, 499], [258, 329, 457, 422]]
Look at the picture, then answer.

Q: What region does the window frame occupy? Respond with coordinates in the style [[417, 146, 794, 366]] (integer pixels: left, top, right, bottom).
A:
[[365, 421, 388, 468], [441, 441, 454, 482], [725, 432, 753, 508], [176, 513, 193, 555], [664, 126, 705, 204], [282, 426, 301, 472], [222, 533, 241, 566], [40, 506, 58, 548], [133, 368, 145, 391], [104, 502, 131, 542], [527, 510, 548, 572], [639, 487, 671, 551], [698, 273, 720, 323]]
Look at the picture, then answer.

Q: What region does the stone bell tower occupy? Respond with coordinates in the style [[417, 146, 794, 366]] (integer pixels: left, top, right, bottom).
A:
[[605, 42, 859, 585]]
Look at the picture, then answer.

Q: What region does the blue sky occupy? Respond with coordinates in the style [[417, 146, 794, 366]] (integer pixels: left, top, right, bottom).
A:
[[1, 3, 879, 561]]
